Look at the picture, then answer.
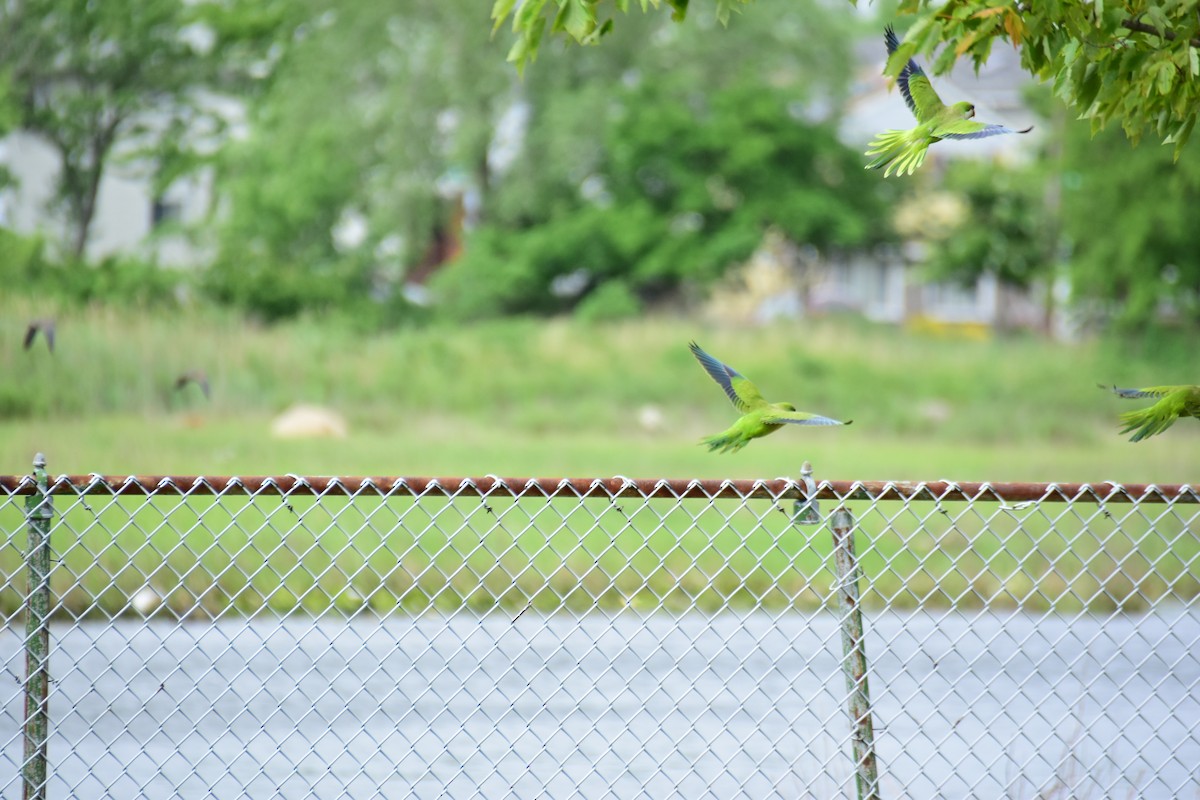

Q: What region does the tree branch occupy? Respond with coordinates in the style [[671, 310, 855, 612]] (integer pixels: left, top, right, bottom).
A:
[[1121, 17, 1200, 48]]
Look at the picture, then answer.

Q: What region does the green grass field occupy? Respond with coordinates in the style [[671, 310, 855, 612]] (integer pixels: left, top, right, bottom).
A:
[[2, 298, 1196, 618]]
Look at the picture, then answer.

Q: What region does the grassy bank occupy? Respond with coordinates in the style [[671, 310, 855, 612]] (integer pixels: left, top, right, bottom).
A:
[[3, 294, 1198, 449], [2, 299, 1195, 618]]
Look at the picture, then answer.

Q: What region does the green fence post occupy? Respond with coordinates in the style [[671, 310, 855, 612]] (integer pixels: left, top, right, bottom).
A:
[[831, 506, 880, 800], [23, 452, 52, 800]]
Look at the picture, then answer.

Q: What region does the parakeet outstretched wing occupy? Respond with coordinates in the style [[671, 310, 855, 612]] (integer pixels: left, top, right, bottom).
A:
[[689, 341, 768, 412], [23, 320, 55, 353], [763, 409, 852, 427], [886, 25, 944, 122], [1105, 384, 1182, 400], [935, 119, 1034, 140]]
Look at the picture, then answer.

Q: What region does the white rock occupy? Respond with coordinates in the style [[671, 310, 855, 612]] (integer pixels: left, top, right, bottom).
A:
[[131, 587, 162, 616], [271, 404, 348, 439], [638, 404, 665, 433]]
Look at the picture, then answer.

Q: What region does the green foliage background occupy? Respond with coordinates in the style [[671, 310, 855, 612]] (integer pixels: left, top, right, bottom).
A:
[[3, 1, 1199, 332]]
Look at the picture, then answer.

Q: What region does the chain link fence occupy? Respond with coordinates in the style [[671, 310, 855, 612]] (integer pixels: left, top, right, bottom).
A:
[[2, 460, 1198, 798]]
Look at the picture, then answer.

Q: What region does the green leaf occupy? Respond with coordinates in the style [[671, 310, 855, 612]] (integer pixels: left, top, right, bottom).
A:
[[1155, 60, 1176, 95], [491, 0, 519, 32], [515, 0, 550, 29], [1061, 39, 1079, 67], [1144, 7, 1170, 36], [666, 0, 689, 22], [553, 0, 596, 41], [1076, 64, 1103, 109]]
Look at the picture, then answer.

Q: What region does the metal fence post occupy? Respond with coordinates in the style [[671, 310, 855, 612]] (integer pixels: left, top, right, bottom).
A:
[[831, 506, 880, 800], [23, 452, 52, 800]]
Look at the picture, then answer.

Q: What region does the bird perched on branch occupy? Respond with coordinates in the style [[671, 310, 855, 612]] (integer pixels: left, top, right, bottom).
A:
[[23, 319, 56, 353], [1100, 384, 1200, 442], [689, 341, 850, 454], [865, 25, 1032, 177]]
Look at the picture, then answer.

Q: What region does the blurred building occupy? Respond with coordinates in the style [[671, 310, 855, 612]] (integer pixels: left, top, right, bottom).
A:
[[0, 85, 246, 266], [706, 234, 1056, 336]]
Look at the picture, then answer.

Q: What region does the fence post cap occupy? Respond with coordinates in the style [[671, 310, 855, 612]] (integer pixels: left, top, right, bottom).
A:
[[32, 452, 46, 469]]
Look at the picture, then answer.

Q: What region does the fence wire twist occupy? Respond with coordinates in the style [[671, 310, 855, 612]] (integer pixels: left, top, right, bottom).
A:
[[1, 466, 1198, 799]]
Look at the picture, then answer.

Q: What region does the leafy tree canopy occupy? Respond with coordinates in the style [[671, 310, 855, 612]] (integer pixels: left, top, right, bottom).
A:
[[1061, 118, 1200, 329], [435, 77, 889, 319], [494, 0, 1200, 151], [907, 106, 1200, 331], [208, 0, 512, 320]]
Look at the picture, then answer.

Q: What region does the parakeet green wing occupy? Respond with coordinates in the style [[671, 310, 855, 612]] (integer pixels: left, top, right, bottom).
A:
[[688, 341, 768, 412], [1106, 385, 1178, 399], [936, 119, 1034, 139], [886, 25, 944, 122], [763, 409, 851, 427]]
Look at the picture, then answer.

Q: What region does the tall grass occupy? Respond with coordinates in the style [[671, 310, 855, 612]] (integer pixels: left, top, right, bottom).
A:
[[2, 297, 1195, 618], [2, 294, 1197, 446]]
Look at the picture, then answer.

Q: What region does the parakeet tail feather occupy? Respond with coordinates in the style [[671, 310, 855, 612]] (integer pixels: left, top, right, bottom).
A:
[[865, 129, 928, 177], [699, 433, 748, 454], [1117, 408, 1176, 442]]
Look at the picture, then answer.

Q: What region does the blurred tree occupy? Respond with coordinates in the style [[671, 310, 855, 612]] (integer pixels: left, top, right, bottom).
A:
[[495, 0, 1200, 152], [1061, 123, 1200, 330], [921, 162, 1050, 287], [0, 0, 291, 259], [912, 161, 1054, 331], [208, 0, 510, 319], [435, 77, 889, 318], [211, 0, 864, 321]]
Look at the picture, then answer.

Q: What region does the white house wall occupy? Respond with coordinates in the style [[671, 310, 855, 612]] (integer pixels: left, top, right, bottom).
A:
[[2, 130, 214, 267]]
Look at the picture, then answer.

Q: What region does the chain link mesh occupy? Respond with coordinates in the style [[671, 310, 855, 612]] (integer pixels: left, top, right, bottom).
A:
[[2, 473, 1198, 798]]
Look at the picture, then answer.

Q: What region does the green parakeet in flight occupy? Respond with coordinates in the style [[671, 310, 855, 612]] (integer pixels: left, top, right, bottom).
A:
[[689, 341, 851, 454], [865, 26, 1033, 177], [1100, 384, 1200, 442]]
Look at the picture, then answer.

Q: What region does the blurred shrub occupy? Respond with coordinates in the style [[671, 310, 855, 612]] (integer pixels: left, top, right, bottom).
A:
[[0, 227, 184, 307], [0, 227, 52, 286], [435, 80, 891, 319], [575, 280, 643, 323], [0, 382, 35, 419]]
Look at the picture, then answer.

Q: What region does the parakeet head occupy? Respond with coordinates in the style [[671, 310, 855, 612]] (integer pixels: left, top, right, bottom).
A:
[[779, 402, 798, 412], [952, 101, 975, 119]]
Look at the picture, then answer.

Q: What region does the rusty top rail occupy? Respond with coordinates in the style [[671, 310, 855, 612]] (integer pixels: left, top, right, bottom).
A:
[[0, 475, 1195, 503]]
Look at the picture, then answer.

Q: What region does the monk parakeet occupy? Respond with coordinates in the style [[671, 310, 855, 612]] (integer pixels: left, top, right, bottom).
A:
[[1100, 384, 1200, 442], [23, 319, 55, 353], [865, 26, 1033, 177], [689, 341, 851, 453], [174, 369, 211, 399]]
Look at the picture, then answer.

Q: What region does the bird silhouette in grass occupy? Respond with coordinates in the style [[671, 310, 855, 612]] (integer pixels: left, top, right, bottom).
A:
[[689, 341, 850, 454], [1099, 384, 1200, 442], [173, 370, 211, 399], [23, 319, 56, 353]]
